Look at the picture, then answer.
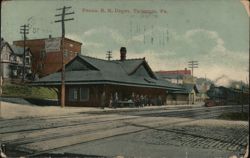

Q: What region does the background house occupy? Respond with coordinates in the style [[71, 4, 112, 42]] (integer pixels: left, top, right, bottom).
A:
[[10, 45, 33, 81], [0, 38, 32, 83], [13, 36, 82, 78], [166, 83, 199, 105], [156, 69, 201, 104], [155, 69, 193, 84]]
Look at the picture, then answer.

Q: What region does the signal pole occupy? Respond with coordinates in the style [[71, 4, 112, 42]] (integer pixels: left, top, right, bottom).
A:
[[20, 24, 29, 82], [188, 61, 199, 78], [55, 6, 74, 108], [0, 0, 2, 96], [106, 50, 112, 61], [0, 0, 2, 117], [241, 80, 244, 113]]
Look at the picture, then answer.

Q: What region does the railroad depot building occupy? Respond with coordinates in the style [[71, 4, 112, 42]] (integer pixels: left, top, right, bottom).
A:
[[32, 47, 193, 107]]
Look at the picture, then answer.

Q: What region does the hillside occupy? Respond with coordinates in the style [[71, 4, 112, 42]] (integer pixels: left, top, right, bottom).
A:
[[1, 83, 57, 99]]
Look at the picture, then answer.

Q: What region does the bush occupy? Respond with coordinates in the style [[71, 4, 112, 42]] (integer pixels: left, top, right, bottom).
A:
[[2, 83, 57, 99]]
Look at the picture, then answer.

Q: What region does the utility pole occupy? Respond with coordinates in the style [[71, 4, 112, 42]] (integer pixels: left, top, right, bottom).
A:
[[0, 0, 2, 118], [176, 70, 179, 84], [0, 0, 2, 97], [20, 24, 29, 82], [241, 81, 244, 113], [106, 50, 112, 61], [188, 61, 198, 81], [55, 6, 74, 108]]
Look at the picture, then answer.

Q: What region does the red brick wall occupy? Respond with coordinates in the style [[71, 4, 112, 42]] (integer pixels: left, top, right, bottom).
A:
[[156, 69, 191, 75], [13, 38, 82, 77]]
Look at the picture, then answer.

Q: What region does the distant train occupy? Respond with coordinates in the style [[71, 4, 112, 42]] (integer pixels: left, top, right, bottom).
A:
[[204, 85, 249, 107]]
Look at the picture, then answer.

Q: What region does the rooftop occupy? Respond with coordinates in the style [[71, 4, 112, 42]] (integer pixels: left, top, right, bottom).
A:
[[13, 37, 83, 45], [32, 54, 183, 91], [10, 45, 30, 56]]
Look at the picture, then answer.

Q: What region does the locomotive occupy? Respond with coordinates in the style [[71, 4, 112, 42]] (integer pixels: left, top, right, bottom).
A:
[[204, 85, 249, 107]]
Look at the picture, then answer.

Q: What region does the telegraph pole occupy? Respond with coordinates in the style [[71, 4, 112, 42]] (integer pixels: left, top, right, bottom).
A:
[[176, 70, 179, 84], [106, 50, 112, 61], [0, 0, 2, 97], [55, 6, 74, 108], [188, 61, 198, 78], [241, 81, 244, 113], [0, 0, 2, 118], [20, 24, 29, 82]]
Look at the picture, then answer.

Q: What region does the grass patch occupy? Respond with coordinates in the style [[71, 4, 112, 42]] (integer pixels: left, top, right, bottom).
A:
[[218, 112, 249, 121], [2, 83, 57, 99]]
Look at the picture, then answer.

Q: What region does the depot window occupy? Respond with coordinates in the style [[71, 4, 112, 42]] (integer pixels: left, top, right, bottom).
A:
[[80, 87, 89, 101], [69, 88, 78, 101]]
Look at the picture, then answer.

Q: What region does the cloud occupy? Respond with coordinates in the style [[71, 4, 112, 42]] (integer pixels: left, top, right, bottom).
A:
[[66, 27, 248, 85], [135, 29, 248, 85], [84, 42, 104, 48], [184, 29, 226, 53], [83, 26, 126, 44], [185, 29, 218, 39], [66, 33, 85, 44]]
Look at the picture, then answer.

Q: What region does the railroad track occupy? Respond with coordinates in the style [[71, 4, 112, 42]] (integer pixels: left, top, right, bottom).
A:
[[1, 105, 247, 134], [0, 105, 248, 157]]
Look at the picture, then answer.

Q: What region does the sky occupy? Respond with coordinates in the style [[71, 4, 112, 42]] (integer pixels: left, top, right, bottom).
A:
[[1, 0, 249, 86]]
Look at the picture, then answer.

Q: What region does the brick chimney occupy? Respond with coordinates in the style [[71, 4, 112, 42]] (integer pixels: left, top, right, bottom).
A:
[[120, 47, 126, 61], [184, 68, 187, 74]]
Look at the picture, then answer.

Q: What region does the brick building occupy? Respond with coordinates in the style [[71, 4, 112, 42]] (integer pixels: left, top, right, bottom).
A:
[[155, 68, 192, 84], [13, 36, 82, 78]]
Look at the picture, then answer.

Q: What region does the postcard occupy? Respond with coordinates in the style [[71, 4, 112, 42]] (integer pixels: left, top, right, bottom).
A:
[[0, 0, 249, 157]]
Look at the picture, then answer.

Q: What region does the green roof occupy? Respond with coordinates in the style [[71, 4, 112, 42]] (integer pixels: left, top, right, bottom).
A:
[[32, 54, 183, 90]]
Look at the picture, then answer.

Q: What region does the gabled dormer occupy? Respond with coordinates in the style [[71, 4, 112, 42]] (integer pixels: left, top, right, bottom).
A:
[[0, 41, 14, 62], [129, 60, 157, 80], [65, 55, 99, 71]]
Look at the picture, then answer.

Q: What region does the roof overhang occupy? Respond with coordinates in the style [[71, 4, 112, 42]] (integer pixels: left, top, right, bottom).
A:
[[30, 80, 182, 91]]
